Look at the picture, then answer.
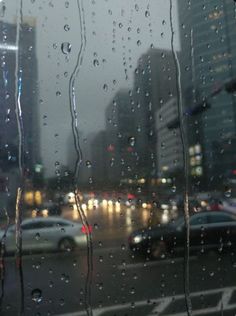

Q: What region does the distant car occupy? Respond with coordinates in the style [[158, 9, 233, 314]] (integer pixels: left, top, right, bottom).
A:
[[0, 217, 92, 254], [129, 211, 236, 259]]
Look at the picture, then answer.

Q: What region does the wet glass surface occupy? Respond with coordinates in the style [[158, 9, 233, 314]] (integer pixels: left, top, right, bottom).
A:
[[0, 0, 236, 315]]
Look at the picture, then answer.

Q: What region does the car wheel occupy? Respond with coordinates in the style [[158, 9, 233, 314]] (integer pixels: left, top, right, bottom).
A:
[[59, 238, 75, 252], [151, 241, 166, 259]]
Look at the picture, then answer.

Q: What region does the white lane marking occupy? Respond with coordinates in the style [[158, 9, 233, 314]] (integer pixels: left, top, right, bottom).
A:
[[55, 286, 236, 316], [117, 256, 197, 270]]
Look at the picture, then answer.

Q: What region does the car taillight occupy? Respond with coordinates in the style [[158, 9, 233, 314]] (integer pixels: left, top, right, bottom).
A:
[[81, 225, 92, 234]]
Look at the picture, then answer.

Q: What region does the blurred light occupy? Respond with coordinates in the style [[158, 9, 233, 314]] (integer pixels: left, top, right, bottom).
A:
[[0, 44, 18, 51], [93, 199, 99, 208], [161, 204, 169, 209], [115, 201, 121, 211], [102, 199, 108, 208], [162, 212, 169, 223], [32, 210, 37, 218], [35, 190, 42, 205], [108, 200, 113, 207], [24, 191, 34, 206], [81, 203, 87, 211], [133, 235, 142, 243], [161, 178, 167, 184], [142, 203, 147, 209], [81, 225, 92, 234], [42, 209, 48, 217], [201, 200, 207, 207]]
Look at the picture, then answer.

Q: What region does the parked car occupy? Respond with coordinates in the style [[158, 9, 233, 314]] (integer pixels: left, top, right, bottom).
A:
[[128, 211, 236, 259], [0, 217, 92, 254]]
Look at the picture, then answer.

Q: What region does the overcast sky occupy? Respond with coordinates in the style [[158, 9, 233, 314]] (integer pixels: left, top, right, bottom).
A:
[[3, 0, 179, 176]]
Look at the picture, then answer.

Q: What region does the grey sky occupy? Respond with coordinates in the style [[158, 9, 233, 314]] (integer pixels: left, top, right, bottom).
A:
[[3, 0, 179, 176]]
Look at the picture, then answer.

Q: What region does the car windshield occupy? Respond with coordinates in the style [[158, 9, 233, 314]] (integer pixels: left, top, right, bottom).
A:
[[1, 1, 236, 315]]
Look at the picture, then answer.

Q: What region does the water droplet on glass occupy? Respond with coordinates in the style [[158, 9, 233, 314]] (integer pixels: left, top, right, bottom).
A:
[[35, 233, 40, 240], [103, 84, 108, 92], [64, 24, 70, 31], [137, 40, 141, 46], [86, 160, 92, 168], [31, 289, 42, 303], [59, 298, 65, 306], [128, 136, 136, 147], [56, 91, 61, 97], [171, 185, 176, 193], [93, 59, 99, 67], [224, 188, 231, 198], [61, 42, 71, 55], [145, 11, 150, 17]]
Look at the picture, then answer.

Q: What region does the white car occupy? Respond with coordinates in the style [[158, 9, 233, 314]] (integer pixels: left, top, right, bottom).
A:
[[0, 217, 92, 254]]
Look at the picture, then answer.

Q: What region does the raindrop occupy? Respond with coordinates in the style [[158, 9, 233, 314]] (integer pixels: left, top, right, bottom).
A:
[[64, 24, 70, 31], [93, 59, 99, 67], [56, 91, 61, 97], [145, 11, 150, 17], [86, 160, 92, 168], [128, 136, 136, 147], [103, 84, 108, 91], [31, 289, 42, 303], [59, 298, 65, 306], [121, 244, 126, 250], [171, 185, 176, 193], [130, 287, 135, 294], [137, 40, 141, 46], [61, 42, 71, 55], [35, 233, 40, 240], [224, 188, 231, 198]]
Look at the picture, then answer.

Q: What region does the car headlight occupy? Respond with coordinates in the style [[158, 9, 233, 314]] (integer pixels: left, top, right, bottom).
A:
[[133, 235, 142, 244]]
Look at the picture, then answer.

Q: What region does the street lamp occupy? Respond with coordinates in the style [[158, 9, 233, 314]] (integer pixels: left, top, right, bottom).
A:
[[167, 78, 236, 129]]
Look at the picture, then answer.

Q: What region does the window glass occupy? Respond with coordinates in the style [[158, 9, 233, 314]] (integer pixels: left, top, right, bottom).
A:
[[190, 213, 208, 226], [208, 212, 235, 223], [1, 0, 236, 315]]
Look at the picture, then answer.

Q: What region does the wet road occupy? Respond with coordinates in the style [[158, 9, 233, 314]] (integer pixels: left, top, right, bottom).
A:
[[0, 205, 236, 315]]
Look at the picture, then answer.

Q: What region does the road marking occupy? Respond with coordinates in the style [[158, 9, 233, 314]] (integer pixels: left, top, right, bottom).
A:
[[117, 256, 197, 270], [54, 286, 236, 316]]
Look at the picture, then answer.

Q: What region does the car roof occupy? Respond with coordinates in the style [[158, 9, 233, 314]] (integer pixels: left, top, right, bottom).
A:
[[21, 217, 78, 225]]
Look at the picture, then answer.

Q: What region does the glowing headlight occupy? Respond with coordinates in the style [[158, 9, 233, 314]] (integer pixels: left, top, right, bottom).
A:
[[133, 235, 142, 244]]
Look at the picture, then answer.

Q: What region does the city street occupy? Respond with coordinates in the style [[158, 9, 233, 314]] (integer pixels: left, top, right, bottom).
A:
[[1, 204, 236, 316]]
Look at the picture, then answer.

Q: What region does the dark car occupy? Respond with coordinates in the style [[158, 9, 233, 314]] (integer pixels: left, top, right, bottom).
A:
[[129, 211, 236, 259]]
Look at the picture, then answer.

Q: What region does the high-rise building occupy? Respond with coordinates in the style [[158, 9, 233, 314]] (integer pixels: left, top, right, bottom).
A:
[[105, 89, 140, 185], [178, 0, 236, 190], [0, 18, 39, 212], [91, 131, 108, 186], [0, 18, 39, 175], [155, 97, 183, 177], [133, 48, 178, 180]]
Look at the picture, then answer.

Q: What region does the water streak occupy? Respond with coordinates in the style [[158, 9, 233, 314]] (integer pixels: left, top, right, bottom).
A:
[[169, 1, 192, 315], [14, 1, 25, 314], [15, 187, 24, 315], [69, 1, 93, 315], [0, 208, 10, 310]]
